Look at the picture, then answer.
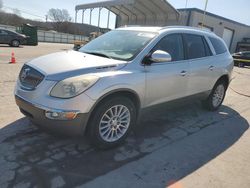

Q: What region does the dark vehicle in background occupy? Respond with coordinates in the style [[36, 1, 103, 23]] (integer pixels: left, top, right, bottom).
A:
[[232, 51, 250, 67], [0, 28, 28, 47]]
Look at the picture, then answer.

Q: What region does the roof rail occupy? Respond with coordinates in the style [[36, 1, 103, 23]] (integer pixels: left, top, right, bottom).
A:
[[120, 25, 161, 28], [161, 25, 214, 33], [120, 25, 144, 28]]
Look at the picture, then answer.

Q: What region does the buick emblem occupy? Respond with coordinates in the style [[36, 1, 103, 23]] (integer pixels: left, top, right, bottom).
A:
[[20, 68, 30, 81]]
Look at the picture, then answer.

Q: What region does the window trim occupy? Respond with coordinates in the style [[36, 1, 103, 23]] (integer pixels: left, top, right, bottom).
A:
[[202, 37, 213, 57], [204, 35, 216, 56]]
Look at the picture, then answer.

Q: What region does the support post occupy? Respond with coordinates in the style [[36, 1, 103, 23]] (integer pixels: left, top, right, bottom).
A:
[[107, 10, 110, 28], [82, 9, 85, 24], [98, 8, 102, 27], [90, 8, 94, 25]]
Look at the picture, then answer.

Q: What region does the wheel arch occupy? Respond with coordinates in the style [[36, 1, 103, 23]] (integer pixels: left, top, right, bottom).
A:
[[84, 88, 141, 134], [216, 74, 229, 89], [10, 39, 20, 46]]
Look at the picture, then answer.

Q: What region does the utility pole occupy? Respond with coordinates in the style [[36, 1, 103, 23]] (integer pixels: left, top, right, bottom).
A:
[[201, 0, 209, 27], [185, 0, 188, 25]]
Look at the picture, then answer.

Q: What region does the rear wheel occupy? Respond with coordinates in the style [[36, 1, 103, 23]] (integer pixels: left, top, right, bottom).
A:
[[203, 80, 227, 111], [87, 97, 137, 149], [11, 40, 20, 47]]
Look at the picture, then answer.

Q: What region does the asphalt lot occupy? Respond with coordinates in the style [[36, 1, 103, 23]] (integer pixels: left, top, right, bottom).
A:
[[0, 43, 250, 188], [0, 43, 73, 64]]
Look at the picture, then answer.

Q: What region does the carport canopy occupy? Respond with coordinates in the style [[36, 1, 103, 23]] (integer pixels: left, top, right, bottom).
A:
[[75, 0, 180, 28]]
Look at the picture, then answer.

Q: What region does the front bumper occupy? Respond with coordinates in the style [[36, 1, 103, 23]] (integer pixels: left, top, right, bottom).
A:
[[15, 95, 89, 136]]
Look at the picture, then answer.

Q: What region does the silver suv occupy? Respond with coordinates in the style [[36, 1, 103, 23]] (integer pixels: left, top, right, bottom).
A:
[[15, 26, 233, 148]]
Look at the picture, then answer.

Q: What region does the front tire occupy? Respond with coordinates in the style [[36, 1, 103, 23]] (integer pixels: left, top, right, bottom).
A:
[[203, 80, 227, 111], [87, 97, 137, 149], [11, 40, 20, 47]]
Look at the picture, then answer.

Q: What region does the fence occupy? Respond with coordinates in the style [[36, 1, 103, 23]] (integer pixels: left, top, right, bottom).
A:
[[37, 30, 88, 43], [0, 24, 88, 44]]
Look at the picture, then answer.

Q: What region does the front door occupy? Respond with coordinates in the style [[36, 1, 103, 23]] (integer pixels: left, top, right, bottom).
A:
[[144, 34, 190, 107]]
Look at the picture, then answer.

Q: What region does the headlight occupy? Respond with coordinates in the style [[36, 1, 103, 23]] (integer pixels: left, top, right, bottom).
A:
[[50, 75, 99, 98]]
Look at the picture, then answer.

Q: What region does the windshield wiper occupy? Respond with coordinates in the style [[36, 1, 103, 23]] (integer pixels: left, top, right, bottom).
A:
[[84, 52, 112, 59]]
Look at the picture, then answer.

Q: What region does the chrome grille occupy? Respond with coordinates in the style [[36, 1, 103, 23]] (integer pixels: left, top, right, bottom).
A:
[[19, 65, 44, 90]]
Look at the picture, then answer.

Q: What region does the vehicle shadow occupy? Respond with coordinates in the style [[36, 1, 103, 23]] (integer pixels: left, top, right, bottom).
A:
[[0, 101, 248, 187]]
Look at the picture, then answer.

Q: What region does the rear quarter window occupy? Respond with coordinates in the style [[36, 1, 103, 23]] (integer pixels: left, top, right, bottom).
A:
[[209, 37, 228, 55]]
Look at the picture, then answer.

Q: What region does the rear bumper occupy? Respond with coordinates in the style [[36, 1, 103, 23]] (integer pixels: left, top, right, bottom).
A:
[[15, 95, 89, 136]]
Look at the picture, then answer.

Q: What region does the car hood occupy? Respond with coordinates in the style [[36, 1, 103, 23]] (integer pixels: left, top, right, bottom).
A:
[[26, 50, 128, 81]]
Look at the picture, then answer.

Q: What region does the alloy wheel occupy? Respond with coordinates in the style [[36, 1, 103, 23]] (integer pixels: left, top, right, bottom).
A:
[[212, 84, 225, 108], [98, 105, 131, 142]]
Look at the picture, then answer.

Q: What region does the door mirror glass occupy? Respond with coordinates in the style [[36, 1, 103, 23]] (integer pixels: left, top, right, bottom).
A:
[[150, 50, 172, 63]]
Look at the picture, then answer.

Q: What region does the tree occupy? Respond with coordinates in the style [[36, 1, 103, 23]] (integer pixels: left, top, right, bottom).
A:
[[48, 8, 72, 22], [47, 8, 72, 32]]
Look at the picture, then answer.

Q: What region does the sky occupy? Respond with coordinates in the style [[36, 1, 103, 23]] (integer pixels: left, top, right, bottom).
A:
[[1, 0, 250, 29]]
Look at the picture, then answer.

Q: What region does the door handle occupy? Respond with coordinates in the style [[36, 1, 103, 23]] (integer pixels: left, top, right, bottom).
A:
[[209, 66, 214, 71], [180, 70, 187, 76]]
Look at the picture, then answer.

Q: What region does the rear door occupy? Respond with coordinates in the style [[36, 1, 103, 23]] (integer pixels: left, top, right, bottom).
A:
[[144, 33, 190, 107], [183, 33, 217, 95]]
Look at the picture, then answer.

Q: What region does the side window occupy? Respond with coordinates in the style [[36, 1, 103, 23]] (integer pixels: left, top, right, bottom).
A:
[[209, 37, 227, 54], [0, 30, 8, 35], [153, 34, 184, 61], [183, 34, 207, 59]]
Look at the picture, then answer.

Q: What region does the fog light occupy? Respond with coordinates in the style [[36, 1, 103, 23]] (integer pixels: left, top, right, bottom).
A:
[[45, 111, 77, 120]]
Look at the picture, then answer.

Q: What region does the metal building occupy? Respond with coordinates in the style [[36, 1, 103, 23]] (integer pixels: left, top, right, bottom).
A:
[[178, 8, 250, 53], [75, 0, 180, 28]]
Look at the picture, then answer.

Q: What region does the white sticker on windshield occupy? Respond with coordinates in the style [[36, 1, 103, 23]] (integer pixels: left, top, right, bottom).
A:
[[137, 33, 155, 38]]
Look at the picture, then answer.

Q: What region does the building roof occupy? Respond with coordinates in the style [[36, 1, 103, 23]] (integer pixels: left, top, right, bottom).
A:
[[178, 8, 250, 27], [75, 0, 180, 27]]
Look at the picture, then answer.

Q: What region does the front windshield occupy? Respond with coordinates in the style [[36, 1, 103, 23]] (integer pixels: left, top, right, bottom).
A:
[[79, 30, 157, 61]]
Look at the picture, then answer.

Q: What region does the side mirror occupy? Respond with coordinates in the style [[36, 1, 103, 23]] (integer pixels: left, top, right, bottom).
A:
[[150, 50, 172, 63]]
